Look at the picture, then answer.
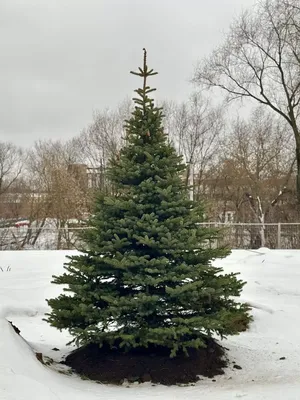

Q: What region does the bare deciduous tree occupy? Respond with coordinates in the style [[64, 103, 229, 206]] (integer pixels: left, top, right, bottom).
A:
[[76, 100, 131, 170], [214, 107, 295, 245], [0, 142, 23, 196], [23, 139, 89, 248], [162, 93, 224, 197], [193, 0, 300, 200]]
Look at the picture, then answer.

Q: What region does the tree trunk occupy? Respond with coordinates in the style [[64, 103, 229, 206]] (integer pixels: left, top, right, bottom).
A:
[[296, 144, 300, 204], [290, 120, 300, 203], [258, 216, 266, 248]]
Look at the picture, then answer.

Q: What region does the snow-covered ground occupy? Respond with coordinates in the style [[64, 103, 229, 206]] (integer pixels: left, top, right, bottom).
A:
[[0, 248, 300, 399]]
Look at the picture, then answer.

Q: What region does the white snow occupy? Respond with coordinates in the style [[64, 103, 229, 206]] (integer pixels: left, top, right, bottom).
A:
[[1, 249, 300, 399]]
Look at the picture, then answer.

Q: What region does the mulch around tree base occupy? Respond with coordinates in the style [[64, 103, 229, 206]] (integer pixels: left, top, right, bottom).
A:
[[63, 339, 226, 386]]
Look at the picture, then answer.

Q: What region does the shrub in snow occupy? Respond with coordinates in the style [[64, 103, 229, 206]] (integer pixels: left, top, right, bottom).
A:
[[0, 266, 11, 272]]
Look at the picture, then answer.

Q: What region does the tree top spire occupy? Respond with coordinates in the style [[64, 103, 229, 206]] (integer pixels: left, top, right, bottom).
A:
[[130, 48, 158, 79], [143, 47, 147, 74], [130, 49, 159, 112]]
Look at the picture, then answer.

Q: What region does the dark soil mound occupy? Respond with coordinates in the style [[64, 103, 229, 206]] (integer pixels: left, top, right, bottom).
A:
[[63, 339, 226, 385]]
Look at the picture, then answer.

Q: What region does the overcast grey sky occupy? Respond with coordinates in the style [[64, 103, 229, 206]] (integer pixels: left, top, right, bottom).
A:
[[0, 0, 256, 146]]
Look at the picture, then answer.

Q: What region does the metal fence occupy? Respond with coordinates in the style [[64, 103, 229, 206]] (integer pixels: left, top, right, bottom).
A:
[[0, 226, 85, 251], [0, 223, 300, 250], [201, 223, 300, 250]]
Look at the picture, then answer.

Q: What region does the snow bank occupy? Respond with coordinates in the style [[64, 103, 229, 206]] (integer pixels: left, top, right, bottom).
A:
[[1, 249, 300, 399]]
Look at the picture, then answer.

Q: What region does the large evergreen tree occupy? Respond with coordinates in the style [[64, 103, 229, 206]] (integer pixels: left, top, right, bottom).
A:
[[46, 50, 250, 357]]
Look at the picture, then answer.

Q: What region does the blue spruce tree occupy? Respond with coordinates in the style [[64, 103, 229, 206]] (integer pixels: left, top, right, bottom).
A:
[[45, 50, 250, 358]]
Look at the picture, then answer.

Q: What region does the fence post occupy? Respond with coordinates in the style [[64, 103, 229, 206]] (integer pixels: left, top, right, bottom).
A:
[[277, 223, 281, 249]]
